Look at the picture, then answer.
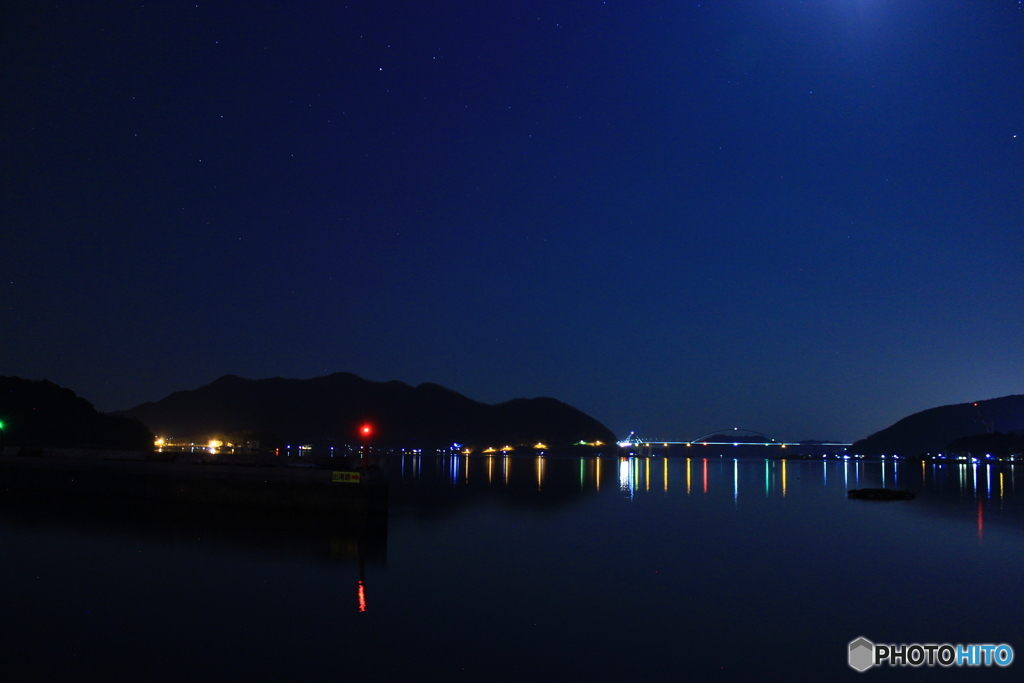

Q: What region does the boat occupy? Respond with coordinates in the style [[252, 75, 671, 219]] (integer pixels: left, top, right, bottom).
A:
[[847, 488, 915, 501]]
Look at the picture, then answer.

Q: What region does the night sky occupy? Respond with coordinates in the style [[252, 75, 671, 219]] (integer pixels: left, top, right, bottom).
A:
[[3, 1, 1022, 443]]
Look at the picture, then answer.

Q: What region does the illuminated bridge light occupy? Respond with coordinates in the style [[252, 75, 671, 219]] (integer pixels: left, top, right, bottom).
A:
[[733, 458, 738, 505], [619, 457, 634, 497]]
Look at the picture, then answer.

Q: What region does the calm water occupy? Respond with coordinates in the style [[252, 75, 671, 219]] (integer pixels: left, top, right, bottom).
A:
[[2, 455, 1022, 681]]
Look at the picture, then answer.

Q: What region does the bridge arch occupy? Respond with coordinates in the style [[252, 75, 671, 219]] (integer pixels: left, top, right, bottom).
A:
[[688, 428, 778, 445]]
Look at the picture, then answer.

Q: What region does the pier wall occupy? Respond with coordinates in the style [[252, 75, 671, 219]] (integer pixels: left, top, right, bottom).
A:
[[0, 451, 386, 514]]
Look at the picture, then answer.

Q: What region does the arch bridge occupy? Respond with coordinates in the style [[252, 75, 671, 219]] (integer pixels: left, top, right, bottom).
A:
[[618, 428, 850, 455]]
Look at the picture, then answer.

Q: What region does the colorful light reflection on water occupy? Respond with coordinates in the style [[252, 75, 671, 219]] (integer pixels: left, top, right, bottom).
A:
[[392, 452, 1021, 506], [3, 454, 1022, 681]]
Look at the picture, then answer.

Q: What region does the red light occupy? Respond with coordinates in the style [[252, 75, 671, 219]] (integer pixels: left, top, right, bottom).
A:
[[360, 424, 372, 437]]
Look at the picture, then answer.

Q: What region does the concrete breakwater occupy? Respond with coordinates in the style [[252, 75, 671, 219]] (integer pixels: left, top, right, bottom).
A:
[[0, 450, 387, 514]]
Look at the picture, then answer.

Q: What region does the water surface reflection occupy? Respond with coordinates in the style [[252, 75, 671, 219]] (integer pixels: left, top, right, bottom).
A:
[[2, 455, 1022, 681]]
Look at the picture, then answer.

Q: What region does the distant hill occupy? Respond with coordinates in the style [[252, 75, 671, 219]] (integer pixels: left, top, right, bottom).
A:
[[851, 394, 1024, 456], [119, 373, 616, 449], [0, 376, 154, 450], [947, 431, 1024, 458]]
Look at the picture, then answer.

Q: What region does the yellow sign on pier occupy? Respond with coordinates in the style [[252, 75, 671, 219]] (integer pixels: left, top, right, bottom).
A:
[[332, 471, 362, 484]]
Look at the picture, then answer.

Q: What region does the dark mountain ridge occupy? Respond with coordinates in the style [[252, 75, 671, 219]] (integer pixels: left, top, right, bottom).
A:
[[119, 373, 616, 449], [0, 376, 153, 449], [851, 394, 1024, 456]]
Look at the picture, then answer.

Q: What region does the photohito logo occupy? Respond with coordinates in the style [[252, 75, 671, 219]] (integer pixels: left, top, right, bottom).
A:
[[848, 637, 1014, 671]]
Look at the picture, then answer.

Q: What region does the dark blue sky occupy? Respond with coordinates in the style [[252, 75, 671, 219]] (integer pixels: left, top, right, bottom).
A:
[[2, 1, 1022, 442]]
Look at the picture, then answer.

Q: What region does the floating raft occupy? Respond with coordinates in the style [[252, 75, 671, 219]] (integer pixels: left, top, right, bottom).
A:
[[847, 488, 915, 501]]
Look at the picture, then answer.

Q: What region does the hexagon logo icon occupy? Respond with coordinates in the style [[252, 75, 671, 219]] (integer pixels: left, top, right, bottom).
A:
[[849, 637, 875, 672]]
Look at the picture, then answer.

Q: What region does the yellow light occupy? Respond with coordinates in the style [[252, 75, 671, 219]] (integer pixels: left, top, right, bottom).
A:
[[483, 447, 497, 454], [154, 437, 166, 447], [208, 439, 223, 449], [592, 441, 603, 446], [534, 442, 548, 450], [501, 445, 514, 452]]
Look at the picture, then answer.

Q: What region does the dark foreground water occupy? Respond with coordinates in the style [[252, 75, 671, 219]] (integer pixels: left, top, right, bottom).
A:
[[2, 455, 1022, 682]]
